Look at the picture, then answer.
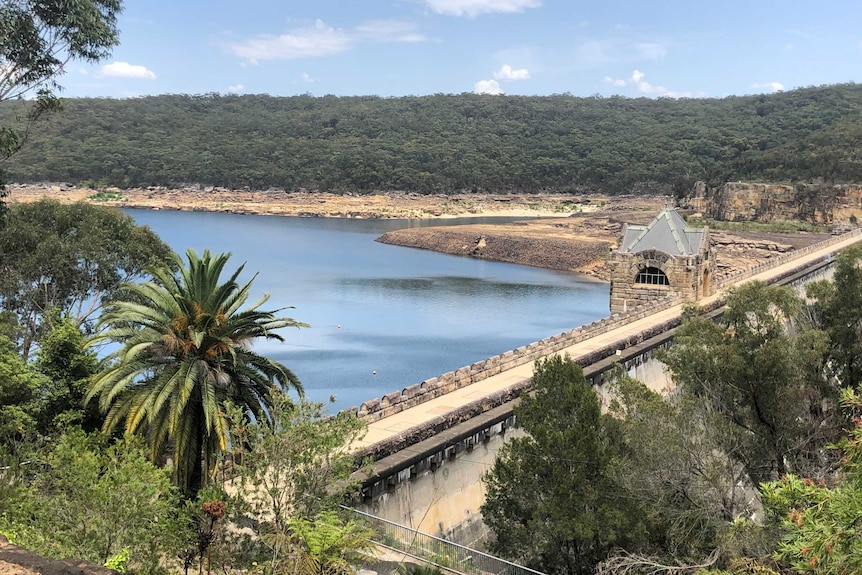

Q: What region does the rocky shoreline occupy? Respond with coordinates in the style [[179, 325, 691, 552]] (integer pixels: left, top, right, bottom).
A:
[[6, 184, 831, 280], [5, 183, 599, 220]]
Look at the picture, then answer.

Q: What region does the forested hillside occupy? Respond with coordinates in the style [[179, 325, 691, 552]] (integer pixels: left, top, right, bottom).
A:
[[2, 84, 862, 195]]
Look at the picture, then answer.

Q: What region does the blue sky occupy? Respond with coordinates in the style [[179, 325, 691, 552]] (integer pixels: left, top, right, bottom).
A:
[[63, 0, 862, 99]]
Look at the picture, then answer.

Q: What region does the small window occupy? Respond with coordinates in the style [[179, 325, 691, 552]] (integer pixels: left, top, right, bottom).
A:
[[635, 267, 669, 286]]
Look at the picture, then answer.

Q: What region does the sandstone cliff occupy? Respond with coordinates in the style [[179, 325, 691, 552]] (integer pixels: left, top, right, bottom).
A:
[[689, 182, 862, 224]]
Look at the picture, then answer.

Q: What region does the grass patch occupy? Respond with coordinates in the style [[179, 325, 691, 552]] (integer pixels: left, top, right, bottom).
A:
[[88, 190, 124, 202]]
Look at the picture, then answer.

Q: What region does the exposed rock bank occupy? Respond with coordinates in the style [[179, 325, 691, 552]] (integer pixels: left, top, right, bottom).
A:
[[690, 181, 862, 224], [5, 184, 596, 220], [377, 225, 611, 276]]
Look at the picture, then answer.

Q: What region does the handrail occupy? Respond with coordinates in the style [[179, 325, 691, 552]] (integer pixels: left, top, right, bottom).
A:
[[344, 506, 547, 575]]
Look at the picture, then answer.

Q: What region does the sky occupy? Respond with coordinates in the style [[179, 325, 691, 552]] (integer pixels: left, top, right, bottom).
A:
[[62, 0, 862, 100]]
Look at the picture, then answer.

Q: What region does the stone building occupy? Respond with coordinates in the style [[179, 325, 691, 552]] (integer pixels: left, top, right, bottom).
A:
[[608, 209, 714, 314]]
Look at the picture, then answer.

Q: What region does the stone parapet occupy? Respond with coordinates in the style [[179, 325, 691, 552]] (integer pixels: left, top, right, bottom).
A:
[[342, 229, 862, 425]]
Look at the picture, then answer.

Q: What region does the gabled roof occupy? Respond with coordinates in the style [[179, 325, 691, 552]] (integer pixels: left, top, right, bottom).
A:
[[619, 208, 705, 256]]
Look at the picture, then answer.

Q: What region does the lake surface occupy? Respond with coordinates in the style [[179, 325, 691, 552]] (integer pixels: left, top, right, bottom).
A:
[[126, 209, 610, 411]]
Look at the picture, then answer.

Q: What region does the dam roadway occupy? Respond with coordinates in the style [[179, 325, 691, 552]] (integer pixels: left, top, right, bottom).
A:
[[348, 228, 862, 542]]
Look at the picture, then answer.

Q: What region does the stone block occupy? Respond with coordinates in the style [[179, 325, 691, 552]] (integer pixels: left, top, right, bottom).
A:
[[402, 384, 421, 399], [421, 377, 440, 391], [380, 390, 402, 408], [455, 366, 471, 383], [359, 398, 380, 415]]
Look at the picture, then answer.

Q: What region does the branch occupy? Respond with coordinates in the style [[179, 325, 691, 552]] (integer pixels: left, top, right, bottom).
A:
[[596, 549, 720, 575]]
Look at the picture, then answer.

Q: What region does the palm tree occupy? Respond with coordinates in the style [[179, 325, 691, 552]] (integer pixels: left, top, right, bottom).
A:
[[87, 248, 306, 495]]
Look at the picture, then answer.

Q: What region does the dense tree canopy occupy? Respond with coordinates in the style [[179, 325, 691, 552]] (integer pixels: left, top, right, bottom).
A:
[[0, 431, 182, 569], [1, 84, 862, 196], [806, 244, 862, 389]]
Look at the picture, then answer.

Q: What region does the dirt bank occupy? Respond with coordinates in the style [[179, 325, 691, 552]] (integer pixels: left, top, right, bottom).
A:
[[377, 216, 617, 278]]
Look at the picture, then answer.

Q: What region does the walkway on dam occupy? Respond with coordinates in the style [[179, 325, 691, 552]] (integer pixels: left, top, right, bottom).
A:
[[352, 233, 862, 452]]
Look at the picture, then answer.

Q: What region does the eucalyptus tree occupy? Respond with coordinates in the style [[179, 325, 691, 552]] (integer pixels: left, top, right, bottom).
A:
[[0, 0, 122, 219], [0, 200, 172, 358], [660, 282, 841, 486], [87, 248, 306, 495]]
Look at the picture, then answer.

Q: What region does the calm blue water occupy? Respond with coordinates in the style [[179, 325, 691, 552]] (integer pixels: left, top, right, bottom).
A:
[[126, 210, 610, 411]]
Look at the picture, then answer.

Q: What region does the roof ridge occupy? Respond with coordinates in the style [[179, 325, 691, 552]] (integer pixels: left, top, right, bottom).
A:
[[620, 208, 703, 256], [629, 209, 665, 248], [665, 209, 689, 253]]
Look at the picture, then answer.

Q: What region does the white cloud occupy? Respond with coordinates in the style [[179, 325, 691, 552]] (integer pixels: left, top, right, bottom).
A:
[[301, 72, 314, 83], [630, 70, 691, 97], [474, 79, 504, 94], [229, 20, 351, 64], [574, 40, 614, 68], [604, 70, 692, 98], [227, 83, 244, 93], [354, 20, 425, 43], [425, 0, 541, 17], [751, 81, 784, 93], [100, 61, 156, 79], [636, 42, 667, 60], [494, 64, 530, 80], [229, 19, 425, 64]]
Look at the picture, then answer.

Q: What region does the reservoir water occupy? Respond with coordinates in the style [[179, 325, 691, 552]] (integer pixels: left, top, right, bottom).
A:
[[126, 209, 610, 411]]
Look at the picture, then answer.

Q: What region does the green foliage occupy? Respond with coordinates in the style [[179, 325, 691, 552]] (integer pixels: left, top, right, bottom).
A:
[[0, 200, 173, 357], [228, 393, 367, 566], [87, 248, 307, 495], [35, 315, 102, 433], [761, 387, 862, 574], [104, 547, 130, 572], [482, 355, 647, 575], [806, 244, 862, 389], [660, 282, 842, 486], [686, 217, 828, 233], [88, 190, 124, 201], [0, 317, 101, 465], [0, 332, 47, 446], [607, 371, 757, 561], [0, 430, 183, 570], [284, 511, 375, 575], [397, 565, 444, 575], [0, 0, 121, 220], [1, 85, 862, 195]]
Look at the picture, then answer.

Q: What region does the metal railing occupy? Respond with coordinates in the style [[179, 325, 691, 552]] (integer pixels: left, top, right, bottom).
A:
[[345, 507, 546, 575]]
